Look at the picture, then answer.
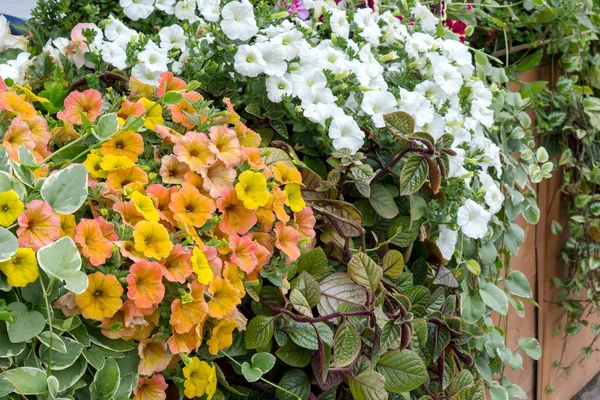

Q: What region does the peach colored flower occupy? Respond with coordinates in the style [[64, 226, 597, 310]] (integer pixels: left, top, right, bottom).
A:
[[167, 328, 202, 355], [170, 280, 209, 334], [127, 260, 165, 308], [0, 91, 36, 120], [169, 185, 216, 228], [208, 125, 242, 167], [157, 72, 186, 98], [169, 91, 204, 128], [199, 160, 236, 198], [17, 200, 60, 251], [114, 201, 146, 227], [57, 89, 103, 125], [159, 154, 189, 184], [174, 131, 215, 172], [101, 131, 144, 162], [146, 184, 177, 226], [217, 188, 257, 235], [228, 235, 257, 274], [106, 165, 148, 193], [134, 374, 168, 400], [292, 207, 316, 240], [3, 117, 35, 153], [74, 219, 114, 266], [159, 244, 192, 283], [274, 221, 300, 262], [207, 277, 241, 319], [138, 335, 172, 376]]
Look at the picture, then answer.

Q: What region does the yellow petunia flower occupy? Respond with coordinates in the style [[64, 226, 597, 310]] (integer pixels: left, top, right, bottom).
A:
[[75, 271, 123, 321], [83, 153, 108, 179], [0, 190, 24, 227], [235, 170, 269, 210], [0, 248, 39, 287], [207, 277, 241, 319], [139, 98, 164, 131], [191, 247, 214, 284], [207, 319, 237, 355], [99, 154, 134, 172], [133, 221, 173, 260], [57, 213, 76, 238], [284, 183, 306, 212], [130, 191, 160, 223], [183, 357, 217, 400]]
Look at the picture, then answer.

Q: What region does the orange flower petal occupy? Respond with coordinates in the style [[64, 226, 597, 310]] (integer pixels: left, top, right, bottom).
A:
[[127, 260, 165, 308]]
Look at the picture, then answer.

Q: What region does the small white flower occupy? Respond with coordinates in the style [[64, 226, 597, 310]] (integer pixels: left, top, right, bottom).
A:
[[457, 199, 492, 239], [304, 103, 343, 126], [155, 0, 176, 13], [199, 0, 221, 21], [104, 16, 138, 48], [137, 41, 170, 72], [291, 68, 327, 98], [433, 63, 463, 96], [484, 184, 505, 214], [101, 42, 127, 69], [132, 63, 162, 86], [266, 75, 293, 103], [234, 45, 266, 77], [159, 25, 186, 51], [329, 115, 365, 154], [256, 42, 288, 76], [0, 16, 28, 52], [220, 1, 258, 41], [436, 226, 458, 260], [120, 0, 155, 21], [175, 0, 199, 21], [329, 9, 350, 39], [398, 89, 434, 127], [411, 4, 439, 33], [0, 52, 31, 84], [270, 30, 303, 61], [361, 91, 397, 128]]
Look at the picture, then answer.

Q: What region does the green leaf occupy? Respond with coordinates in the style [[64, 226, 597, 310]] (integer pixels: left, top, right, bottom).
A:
[[93, 113, 119, 140], [0, 227, 18, 263], [333, 322, 361, 368], [382, 250, 404, 279], [6, 302, 45, 343], [297, 248, 328, 280], [317, 273, 367, 315], [400, 155, 428, 195], [41, 164, 88, 214], [490, 383, 508, 400], [0, 147, 8, 173], [275, 341, 313, 368], [348, 370, 388, 400], [289, 289, 312, 317], [241, 362, 263, 382], [37, 237, 87, 294], [460, 293, 486, 324], [516, 50, 543, 72], [504, 271, 532, 298], [0, 170, 27, 199], [245, 316, 274, 350], [348, 252, 383, 293], [122, 116, 145, 132], [37, 331, 67, 353], [384, 111, 415, 137], [1, 367, 47, 395], [479, 280, 508, 315], [518, 337, 541, 360], [376, 349, 428, 393], [283, 320, 334, 350], [90, 358, 120, 400], [0, 322, 25, 357], [162, 91, 184, 105], [369, 184, 399, 219], [465, 260, 481, 276], [455, 381, 485, 400], [290, 271, 320, 308], [39, 337, 84, 370], [276, 370, 310, 400], [388, 216, 420, 248], [251, 352, 276, 374]]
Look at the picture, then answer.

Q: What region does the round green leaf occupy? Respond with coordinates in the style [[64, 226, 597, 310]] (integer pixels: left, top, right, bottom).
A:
[[162, 91, 184, 105], [0, 322, 25, 357], [41, 164, 88, 214], [251, 352, 276, 374], [39, 337, 84, 370], [37, 237, 87, 294], [479, 280, 508, 315], [0, 227, 18, 263], [504, 271, 533, 298], [0, 170, 26, 199], [6, 302, 46, 343], [460, 293, 486, 324], [241, 362, 263, 382], [93, 112, 119, 140], [369, 184, 399, 219], [376, 349, 428, 393], [2, 367, 47, 395], [51, 356, 87, 392], [518, 337, 541, 360], [90, 357, 120, 399]]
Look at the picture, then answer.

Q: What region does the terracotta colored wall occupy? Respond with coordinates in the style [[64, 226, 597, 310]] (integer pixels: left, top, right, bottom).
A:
[[502, 66, 600, 400]]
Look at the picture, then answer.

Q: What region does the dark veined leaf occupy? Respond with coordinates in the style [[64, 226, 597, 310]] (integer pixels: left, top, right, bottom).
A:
[[297, 248, 328, 280], [376, 349, 428, 393], [318, 273, 368, 315], [384, 111, 415, 137], [276, 370, 310, 400], [245, 316, 274, 349], [369, 184, 399, 219], [382, 250, 404, 279], [316, 200, 364, 237], [333, 322, 361, 368], [348, 370, 388, 400], [400, 154, 429, 195], [348, 252, 383, 293], [425, 157, 442, 194]]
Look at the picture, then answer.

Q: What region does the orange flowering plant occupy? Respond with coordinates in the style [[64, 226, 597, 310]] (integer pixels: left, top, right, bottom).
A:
[[0, 73, 315, 399]]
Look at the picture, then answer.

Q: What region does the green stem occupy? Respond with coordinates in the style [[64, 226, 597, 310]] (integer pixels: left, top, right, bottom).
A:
[[219, 351, 302, 400], [38, 276, 55, 378], [39, 132, 90, 167]]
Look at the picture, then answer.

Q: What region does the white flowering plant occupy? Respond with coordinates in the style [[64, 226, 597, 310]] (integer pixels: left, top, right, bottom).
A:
[[0, 0, 552, 398]]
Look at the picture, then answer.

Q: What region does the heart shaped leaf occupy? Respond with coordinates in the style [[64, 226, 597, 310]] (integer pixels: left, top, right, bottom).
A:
[[37, 237, 88, 294], [41, 164, 88, 214]]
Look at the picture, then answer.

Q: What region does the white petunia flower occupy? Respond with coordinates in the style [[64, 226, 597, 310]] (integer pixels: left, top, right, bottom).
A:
[[159, 25, 187, 51], [433, 63, 463, 96], [234, 45, 266, 77], [137, 41, 170, 72], [104, 16, 138, 48], [220, 1, 258, 41], [101, 42, 127, 69], [411, 4, 439, 34], [0, 16, 28, 52], [398, 89, 434, 127], [0, 52, 31, 84], [270, 30, 303, 61], [329, 9, 350, 39], [175, 0, 199, 21], [436, 226, 458, 260], [329, 115, 365, 154], [457, 199, 492, 239], [290, 68, 327, 98], [156, 0, 176, 13], [199, 0, 221, 21], [120, 0, 155, 21], [484, 184, 505, 214], [304, 103, 344, 126], [256, 42, 288, 76], [132, 63, 162, 86], [361, 91, 397, 128], [266, 75, 293, 103]]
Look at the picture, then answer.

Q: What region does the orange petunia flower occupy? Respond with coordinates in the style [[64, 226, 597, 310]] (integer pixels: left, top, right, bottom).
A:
[[182, 171, 205, 192], [217, 188, 257, 235], [0, 91, 36, 120], [75, 272, 123, 321], [134, 374, 168, 400], [127, 260, 165, 308], [207, 277, 241, 319], [129, 76, 156, 102], [167, 328, 202, 355], [25, 115, 51, 146], [292, 207, 316, 240], [170, 280, 209, 334], [174, 132, 215, 172], [138, 335, 172, 376], [133, 221, 173, 260], [169, 185, 216, 228], [228, 235, 258, 274], [57, 89, 104, 125], [101, 131, 144, 162], [57, 213, 76, 238], [94, 216, 119, 241], [146, 184, 177, 226], [116, 240, 145, 262], [199, 160, 236, 198], [154, 124, 183, 145], [208, 125, 242, 168], [271, 161, 303, 185], [270, 186, 290, 223], [131, 191, 160, 223], [274, 221, 301, 262], [159, 154, 189, 184], [159, 244, 193, 283], [106, 165, 149, 193], [117, 99, 145, 125], [223, 262, 245, 295], [114, 201, 146, 227], [207, 319, 237, 355], [3, 117, 35, 154], [74, 219, 114, 266], [169, 91, 204, 128], [16, 200, 60, 251], [157, 72, 186, 98]]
